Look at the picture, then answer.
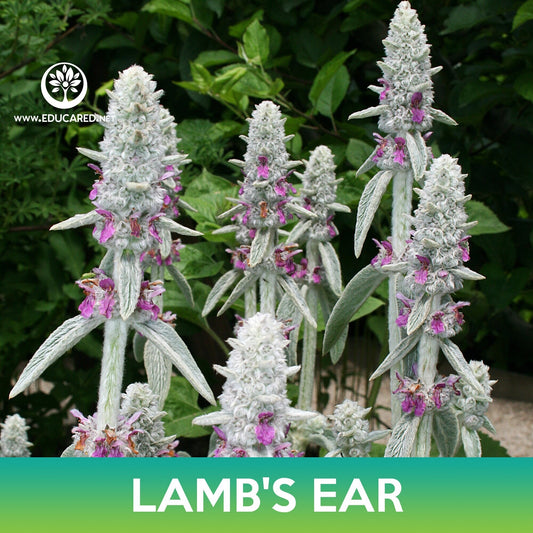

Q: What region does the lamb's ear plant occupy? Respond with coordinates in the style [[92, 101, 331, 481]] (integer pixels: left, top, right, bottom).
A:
[[9, 66, 214, 439], [282, 145, 349, 411], [202, 100, 316, 326], [63, 382, 180, 457], [0, 414, 32, 457], [324, 0, 457, 423], [369, 155, 492, 457], [193, 312, 316, 457]]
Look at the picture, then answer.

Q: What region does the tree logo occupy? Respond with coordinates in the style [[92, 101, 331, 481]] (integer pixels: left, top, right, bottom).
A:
[[40, 62, 88, 109]]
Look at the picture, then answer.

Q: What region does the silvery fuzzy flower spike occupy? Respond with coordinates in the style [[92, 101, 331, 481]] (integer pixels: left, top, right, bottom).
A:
[[325, 1, 458, 425], [369, 155, 489, 457], [10, 66, 214, 434], [203, 101, 316, 326], [0, 414, 32, 457], [276, 146, 349, 411], [454, 361, 496, 457], [325, 400, 389, 458], [193, 313, 317, 457], [63, 382, 180, 457]]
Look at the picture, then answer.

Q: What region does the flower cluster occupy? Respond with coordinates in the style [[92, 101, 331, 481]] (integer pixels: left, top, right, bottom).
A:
[[403, 155, 475, 297], [76, 269, 117, 319], [373, 1, 435, 134], [69, 409, 142, 457], [296, 145, 343, 242], [224, 101, 301, 246], [76, 269, 165, 321], [393, 372, 460, 417], [193, 313, 315, 457], [86, 66, 188, 257], [120, 383, 179, 457], [68, 382, 179, 457], [0, 414, 32, 457], [326, 400, 389, 458], [454, 361, 495, 432]]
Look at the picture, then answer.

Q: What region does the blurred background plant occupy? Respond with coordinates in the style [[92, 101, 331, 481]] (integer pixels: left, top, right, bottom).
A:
[[0, 0, 531, 456]]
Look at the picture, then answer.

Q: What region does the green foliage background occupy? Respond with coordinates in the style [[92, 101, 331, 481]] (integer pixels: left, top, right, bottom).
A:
[[0, 0, 531, 455]]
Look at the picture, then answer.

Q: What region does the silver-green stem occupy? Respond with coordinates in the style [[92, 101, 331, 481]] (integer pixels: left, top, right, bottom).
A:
[[244, 284, 257, 318], [297, 241, 319, 410], [297, 287, 318, 411], [260, 269, 277, 315], [412, 295, 441, 456], [97, 318, 129, 431], [389, 168, 413, 424]]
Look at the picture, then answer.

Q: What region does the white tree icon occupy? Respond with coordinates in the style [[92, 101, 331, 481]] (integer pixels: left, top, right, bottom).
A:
[[48, 64, 82, 104]]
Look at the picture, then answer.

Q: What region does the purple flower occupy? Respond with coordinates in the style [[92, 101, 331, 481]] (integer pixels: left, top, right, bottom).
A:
[[372, 133, 388, 162], [227, 246, 250, 270], [78, 292, 96, 318], [411, 92, 425, 124], [393, 137, 406, 165], [232, 448, 249, 457], [393, 373, 426, 417], [326, 215, 337, 238], [430, 311, 445, 335], [371, 238, 394, 267], [414, 255, 430, 284], [257, 156, 269, 179], [378, 78, 390, 101], [431, 375, 461, 409], [255, 411, 275, 446], [88, 164, 103, 201], [276, 200, 289, 224], [450, 301, 470, 326], [148, 214, 163, 243], [458, 236, 471, 262], [311, 266, 321, 284], [95, 209, 115, 244], [137, 280, 165, 320], [396, 293, 414, 327]]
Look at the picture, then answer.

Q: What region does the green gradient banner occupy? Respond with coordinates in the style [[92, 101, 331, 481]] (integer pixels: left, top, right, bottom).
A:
[[0, 459, 530, 532]]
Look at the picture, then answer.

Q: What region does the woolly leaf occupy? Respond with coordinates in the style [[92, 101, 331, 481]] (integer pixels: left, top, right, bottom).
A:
[[132, 331, 147, 363], [217, 270, 260, 316], [158, 216, 203, 237], [49, 210, 100, 231], [10, 315, 105, 398], [277, 275, 317, 328], [405, 131, 427, 182], [144, 341, 172, 408], [249, 227, 272, 267], [318, 241, 342, 296], [370, 330, 422, 380], [354, 170, 393, 257], [323, 265, 386, 353], [406, 294, 432, 335], [439, 338, 485, 395], [277, 292, 303, 367], [167, 264, 194, 307], [461, 426, 482, 457], [202, 268, 240, 316], [384, 414, 420, 457], [115, 250, 142, 320], [134, 319, 215, 405], [348, 104, 388, 120], [430, 108, 457, 126], [433, 408, 460, 457]]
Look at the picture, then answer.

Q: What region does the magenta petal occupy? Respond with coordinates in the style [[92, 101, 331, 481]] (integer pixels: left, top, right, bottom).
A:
[[79, 295, 96, 318], [255, 422, 275, 446], [98, 217, 115, 243]]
